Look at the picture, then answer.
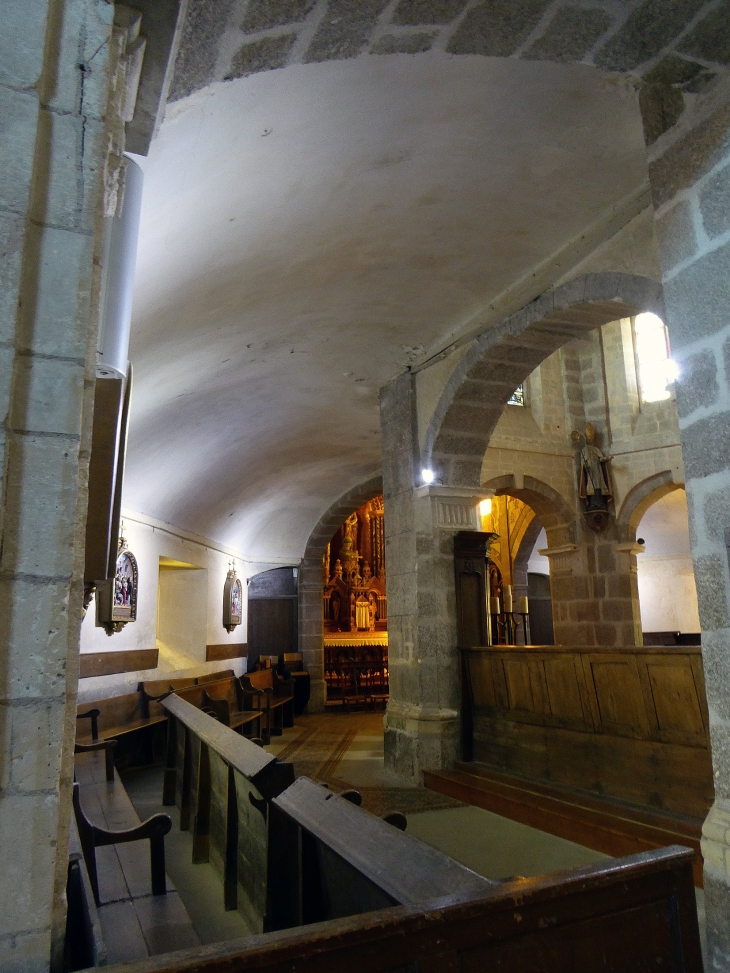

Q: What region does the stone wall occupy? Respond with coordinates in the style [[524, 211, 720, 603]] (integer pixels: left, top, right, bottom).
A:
[[0, 1, 113, 967], [650, 78, 730, 968]]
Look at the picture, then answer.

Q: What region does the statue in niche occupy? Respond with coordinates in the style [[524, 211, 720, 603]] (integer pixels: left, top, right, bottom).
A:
[[368, 592, 377, 632], [362, 561, 372, 582], [334, 559, 343, 579], [571, 423, 612, 532]]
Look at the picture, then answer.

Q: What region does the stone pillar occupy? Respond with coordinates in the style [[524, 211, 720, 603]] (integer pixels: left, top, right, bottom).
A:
[[542, 537, 642, 646], [381, 373, 488, 783], [649, 87, 730, 967], [298, 558, 326, 712], [0, 1, 113, 968]]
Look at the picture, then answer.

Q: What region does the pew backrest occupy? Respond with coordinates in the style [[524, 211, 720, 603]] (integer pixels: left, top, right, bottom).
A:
[[269, 776, 492, 927], [76, 691, 165, 743], [96, 845, 702, 973]]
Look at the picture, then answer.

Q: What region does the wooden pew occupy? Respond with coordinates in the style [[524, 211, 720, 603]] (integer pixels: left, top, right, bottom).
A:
[[161, 694, 295, 931], [76, 691, 167, 760], [267, 776, 492, 929], [173, 677, 263, 739], [73, 749, 199, 964], [93, 845, 703, 973], [238, 669, 294, 743]]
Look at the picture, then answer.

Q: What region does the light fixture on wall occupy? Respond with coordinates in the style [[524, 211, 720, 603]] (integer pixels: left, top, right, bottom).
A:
[[421, 468, 435, 484], [479, 498, 492, 517]]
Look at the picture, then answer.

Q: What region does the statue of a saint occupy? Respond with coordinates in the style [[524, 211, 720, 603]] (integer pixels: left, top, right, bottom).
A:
[[571, 424, 612, 523]]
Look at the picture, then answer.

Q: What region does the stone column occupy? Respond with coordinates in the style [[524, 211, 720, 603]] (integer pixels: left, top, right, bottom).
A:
[[298, 558, 327, 712], [0, 1, 113, 967], [541, 537, 642, 646], [381, 373, 489, 783], [648, 86, 730, 966]]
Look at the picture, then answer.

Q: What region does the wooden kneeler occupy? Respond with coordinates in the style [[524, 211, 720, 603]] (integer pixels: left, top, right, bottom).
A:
[[72, 781, 172, 906]]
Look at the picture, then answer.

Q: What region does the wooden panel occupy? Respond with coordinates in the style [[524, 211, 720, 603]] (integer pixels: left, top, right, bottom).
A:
[[646, 660, 706, 744], [527, 660, 551, 716], [466, 654, 497, 709], [585, 658, 646, 737], [80, 649, 159, 679], [206, 643, 247, 662], [248, 599, 296, 657], [233, 771, 269, 932], [543, 657, 586, 722], [84, 378, 123, 582], [472, 714, 714, 819], [503, 659, 534, 712]]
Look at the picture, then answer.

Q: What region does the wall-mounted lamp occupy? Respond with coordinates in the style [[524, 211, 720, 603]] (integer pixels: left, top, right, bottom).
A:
[[479, 498, 492, 517], [421, 468, 435, 485]]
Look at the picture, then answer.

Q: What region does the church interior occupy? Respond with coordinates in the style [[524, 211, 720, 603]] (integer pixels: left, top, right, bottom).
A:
[[4, 0, 730, 970]]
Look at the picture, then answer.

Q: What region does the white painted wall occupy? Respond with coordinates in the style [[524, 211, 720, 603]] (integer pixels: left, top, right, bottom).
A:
[[78, 509, 254, 700], [635, 490, 700, 635], [637, 554, 700, 635]]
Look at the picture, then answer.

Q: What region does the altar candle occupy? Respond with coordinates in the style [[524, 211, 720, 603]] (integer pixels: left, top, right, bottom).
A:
[[503, 585, 513, 613], [519, 595, 529, 614], [490, 596, 500, 615]]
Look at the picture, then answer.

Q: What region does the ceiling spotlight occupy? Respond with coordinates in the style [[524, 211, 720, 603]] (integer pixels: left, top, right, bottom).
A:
[[421, 468, 435, 485]]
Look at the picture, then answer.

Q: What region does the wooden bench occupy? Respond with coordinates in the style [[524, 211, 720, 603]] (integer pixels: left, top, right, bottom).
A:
[[94, 845, 702, 973], [238, 669, 294, 743], [76, 692, 167, 765], [161, 694, 295, 931], [71, 749, 199, 964], [174, 677, 263, 739], [267, 776, 492, 929]]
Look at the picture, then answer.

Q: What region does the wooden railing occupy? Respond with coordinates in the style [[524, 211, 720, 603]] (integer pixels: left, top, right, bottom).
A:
[[461, 644, 713, 820]]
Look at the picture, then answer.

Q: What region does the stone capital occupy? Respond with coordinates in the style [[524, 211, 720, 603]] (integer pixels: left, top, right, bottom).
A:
[[413, 484, 493, 532]]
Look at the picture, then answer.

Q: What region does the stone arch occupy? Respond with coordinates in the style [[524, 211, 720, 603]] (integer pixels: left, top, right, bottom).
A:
[[299, 474, 383, 711], [616, 471, 685, 544], [483, 473, 576, 548], [423, 273, 662, 487], [177, 4, 725, 152]]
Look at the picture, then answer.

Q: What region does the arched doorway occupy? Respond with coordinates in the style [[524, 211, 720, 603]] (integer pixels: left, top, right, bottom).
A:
[[633, 488, 700, 645], [298, 475, 383, 712]]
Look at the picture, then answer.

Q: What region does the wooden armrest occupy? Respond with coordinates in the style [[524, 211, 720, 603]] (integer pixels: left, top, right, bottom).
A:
[[75, 739, 117, 782], [77, 708, 100, 741], [140, 688, 173, 718], [73, 782, 171, 905]]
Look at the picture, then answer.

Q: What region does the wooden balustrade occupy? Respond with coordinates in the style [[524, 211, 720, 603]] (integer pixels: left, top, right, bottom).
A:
[[461, 644, 714, 820]]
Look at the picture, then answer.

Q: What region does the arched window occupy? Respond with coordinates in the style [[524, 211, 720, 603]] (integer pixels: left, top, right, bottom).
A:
[[633, 312, 679, 403]]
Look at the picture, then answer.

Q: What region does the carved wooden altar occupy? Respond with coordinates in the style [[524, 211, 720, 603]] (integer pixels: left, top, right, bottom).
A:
[[323, 497, 387, 635]]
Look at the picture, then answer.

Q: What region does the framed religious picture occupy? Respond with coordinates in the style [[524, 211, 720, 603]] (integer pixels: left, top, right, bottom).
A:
[[96, 533, 139, 635], [223, 567, 243, 633]]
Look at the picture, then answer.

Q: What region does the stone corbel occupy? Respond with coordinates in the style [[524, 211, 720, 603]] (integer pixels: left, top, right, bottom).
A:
[[414, 485, 494, 532], [616, 541, 646, 556]]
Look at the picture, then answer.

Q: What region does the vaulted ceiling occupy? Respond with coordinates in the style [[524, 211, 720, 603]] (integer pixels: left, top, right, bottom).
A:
[[125, 49, 650, 562]]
